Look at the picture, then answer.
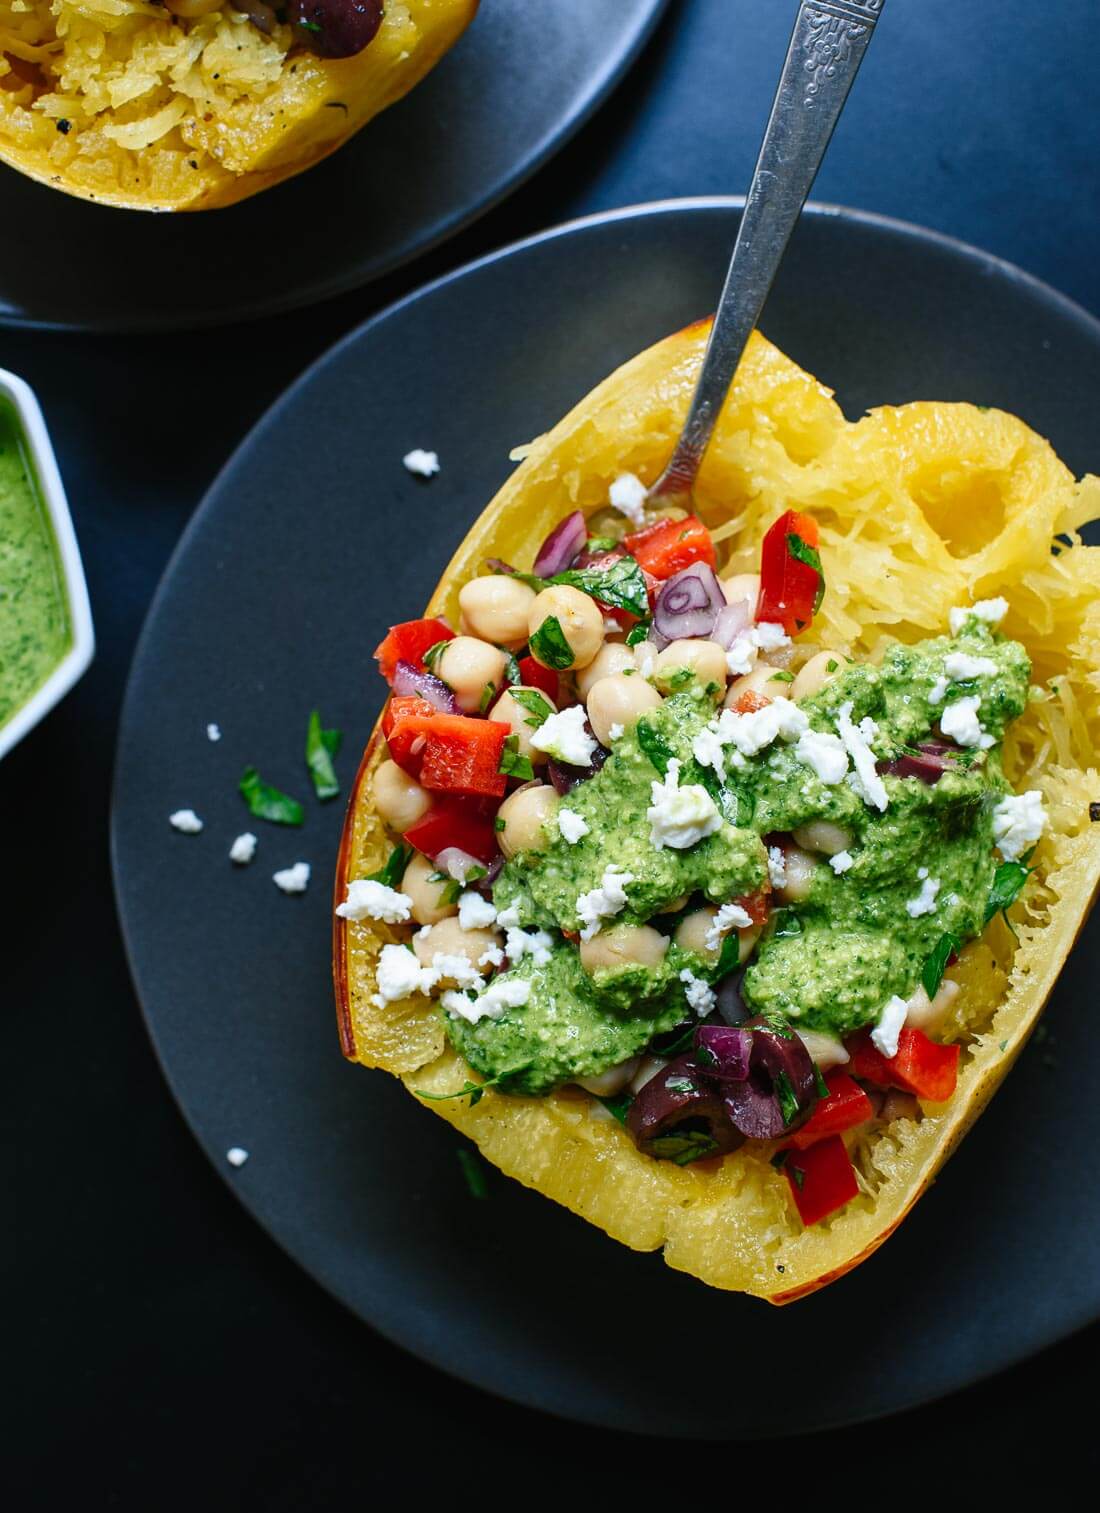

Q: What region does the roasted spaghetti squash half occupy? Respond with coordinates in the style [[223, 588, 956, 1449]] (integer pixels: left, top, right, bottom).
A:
[[0, 0, 477, 210], [334, 324, 1100, 1302]]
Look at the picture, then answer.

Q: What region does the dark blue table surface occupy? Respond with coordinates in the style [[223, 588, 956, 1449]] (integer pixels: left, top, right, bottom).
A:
[[4, 0, 1097, 1500]]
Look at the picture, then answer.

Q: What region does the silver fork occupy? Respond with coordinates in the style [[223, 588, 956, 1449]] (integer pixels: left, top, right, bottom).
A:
[[650, 0, 886, 505]]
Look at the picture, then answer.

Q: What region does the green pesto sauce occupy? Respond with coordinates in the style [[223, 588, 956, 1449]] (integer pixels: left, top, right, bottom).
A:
[[447, 622, 1030, 1094], [0, 403, 71, 728]]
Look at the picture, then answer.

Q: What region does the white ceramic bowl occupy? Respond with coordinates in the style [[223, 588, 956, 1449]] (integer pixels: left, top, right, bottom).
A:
[[0, 367, 94, 760]]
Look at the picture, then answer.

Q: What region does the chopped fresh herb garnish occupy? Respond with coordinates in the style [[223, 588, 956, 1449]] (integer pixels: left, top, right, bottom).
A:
[[509, 687, 553, 728], [715, 929, 740, 980], [239, 766, 304, 826], [665, 667, 694, 690], [478, 681, 496, 713], [498, 733, 535, 781], [665, 1076, 697, 1095], [529, 615, 574, 670], [786, 533, 826, 612], [636, 717, 675, 776], [305, 709, 342, 801], [774, 1069, 800, 1127], [771, 909, 803, 939], [504, 651, 522, 686], [298, 17, 322, 30], [597, 1091, 634, 1124], [694, 1042, 718, 1069], [922, 931, 960, 999], [366, 842, 413, 889], [826, 659, 839, 673], [812, 1062, 830, 1100], [456, 1148, 488, 1199], [422, 639, 449, 672], [985, 859, 1032, 926], [494, 816, 506, 832], [625, 619, 652, 647], [440, 878, 464, 906], [768, 670, 795, 683], [999, 1039, 1008, 1053], [651, 1023, 696, 1058], [549, 554, 649, 617], [649, 1130, 720, 1165], [770, 1149, 789, 1170], [415, 1066, 522, 1106]]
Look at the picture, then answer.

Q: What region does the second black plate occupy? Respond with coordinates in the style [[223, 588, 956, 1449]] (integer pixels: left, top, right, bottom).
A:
[[0, 0, 666, 332], [112, 200, 1100, 1436]]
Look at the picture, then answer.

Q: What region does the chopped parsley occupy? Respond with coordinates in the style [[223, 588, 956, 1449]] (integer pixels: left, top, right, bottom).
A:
[[239, 766, 304, 826], [625, 619, 652, 647], [305, 709, 341, 801], [768, 670, 795, 683], [422, 639, 449, 672], [366, 843, 413, 889], [715, 930, 740, 980], [509, 687, 553, 728], [786, 533, 826, 612], [774, 1069, 800, 1127], [596, 1091, 634, 1124], [549, 554, 649, 617], [985, 858, 1032, 927], [812, 1061, 830, 1100], [529, 615, 574, 670], [648, 1130, 720, 1165], [456, 1148, 489, 1199], [922, 931, 960, 999], [636, 716, 675, 776], [498, 733, 535, 781]]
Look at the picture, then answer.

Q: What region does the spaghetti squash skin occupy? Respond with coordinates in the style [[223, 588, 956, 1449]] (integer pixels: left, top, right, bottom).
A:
[[334, 324, 1100, 1301], [0, 0, 477, 210]]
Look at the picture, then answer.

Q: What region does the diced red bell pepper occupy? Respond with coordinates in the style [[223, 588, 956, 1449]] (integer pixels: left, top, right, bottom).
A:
[[403, 796, 500, 867], [385, 701, 508, 798], [515, 655, 559, 704], [735, 889, 771, 926], [784, 1134, 859, 1226], [789, 1071, 874, 1151], [733, 690, 771, 715], [383, 696, 438, 775], [847, 1025, 960, 1104], [374, 618, 453, 684], [756, 509, 824, 635], [623, 515, 716, 580]]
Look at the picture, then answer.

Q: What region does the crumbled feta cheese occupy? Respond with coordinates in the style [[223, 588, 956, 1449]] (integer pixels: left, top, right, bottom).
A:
[[725, 630, 758, 678], [680, 969, 716, 1018], [336, 878, 412, 924], [609, 471, 647, 526], [478, 943, 505, 969], [371, 942, 436, 1006], [557, 808, 590, 844], [939, 693, 994, 749], [226, 1147, 249, 1167], [949, 596, 1008, 635], [992, 790, 1046, 860], [576, 865, 634, 940], [443, 975, 532, 1024], [494, 904, 521, 930], [829, 850, 854, 875], [794, 727, 849, 784], [767, 845, 788, 889], [531, 704, 597, 766], [273, 861, 311, 894], [945, 651, 999, 680], [871, 994, 909, 1059], [607, 723, 624, 742], [457, 890, 498, 930], [905, 869, 941, 918], [169, 808, 203, 833], [504, 925, 554, 966], [229, 832, 257, 865], [753, 621, 790, 652], [928, 674, 949, 705], [704, 901, 753, 952], [647, 758, 722, 850], [403, 448, 440, 477], [206, 722, 221, 742], [835, 702, 888, 811], [428, 952, 485, 991], [693, 698, 808, 779]]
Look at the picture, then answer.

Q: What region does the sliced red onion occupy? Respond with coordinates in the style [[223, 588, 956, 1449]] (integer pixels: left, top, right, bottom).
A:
[[722, 1016, 817, 1140], [533, 511, 587, 578], [626, 1054, 744, 1162], [694, 1024, 752, 1081], [712, 598, 753, 650], [877, 740, 963, 785], [653, 563, 725, 646], [392, 659, 457, 713], [434, 846, 484, 884]]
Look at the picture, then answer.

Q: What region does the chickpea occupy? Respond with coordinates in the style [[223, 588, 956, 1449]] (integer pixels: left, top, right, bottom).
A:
[[403, 852, 458, 926], [796, 1029, 850, 1071], [579, 923, 669, 976], [436, 635, 508, 713], [575, 1057, 642, 1096], [585, 672, 662, 747], [792, 820, 853, 856], [651, 639, 728, 698], [721, 572, 761, 610], [792, 649, 843, 702], [497, 784, 558, 859], [724, 663, 783, 710], [373, 759, 431, 832], [528, 585, 605, 670], [674, 905, 760, 967], [575, 641, 636, 700], [657, 892, 692, 914], [458, 575, 536, 649], [490, 686, 558, 766], [773, 844, 817, 903], [413, 917, 502, 982]]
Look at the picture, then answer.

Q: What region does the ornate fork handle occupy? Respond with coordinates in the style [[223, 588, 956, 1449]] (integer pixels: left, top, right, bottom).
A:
[[652, 0, 886, 501]]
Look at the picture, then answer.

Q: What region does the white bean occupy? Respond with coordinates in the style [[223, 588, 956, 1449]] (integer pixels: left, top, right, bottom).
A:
[[585, 672, 662, 746], [575, 1057, 642, 1096], [579, 924, 669, 975], [651, 639, 728, 698], [792, 820, 853, 857], [490, 686, 558, 766], [497, 784, 558, 858], [373, 759, 431, 832], [459, 575, 537, 648], [436, 636, 508, 713], [403, 851, 458, 925], [792, 649, 843, 702], [575, 641, 636, 700], [529, 585, 605, 670]]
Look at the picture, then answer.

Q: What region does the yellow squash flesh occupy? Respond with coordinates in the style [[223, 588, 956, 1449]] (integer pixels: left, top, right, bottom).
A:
[[0, 0, 476, 210], [334, 324, 1100, 1301]]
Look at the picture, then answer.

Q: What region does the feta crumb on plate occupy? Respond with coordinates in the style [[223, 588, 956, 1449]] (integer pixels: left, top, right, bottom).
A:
[[226, 1147, 249, 1168], [372, 942, 436, 1007], [206, 722, 221, 742], [531, 704, 596, 766], [928, 674, 949, 705], [504, 925, 554, 966], [871, 994, 909, 1060], [169, 808, 203, 833], [229, 832, 257, 865], [557, 808, 590, 845], [609, 471, 647, 526], [273, 861, 311, 894], [336, 877, 411, 923], [607, 722, 625, 743], [403, 448, 440, 478], [992, 789, 1046, 860], [647, 758, 722, 850]]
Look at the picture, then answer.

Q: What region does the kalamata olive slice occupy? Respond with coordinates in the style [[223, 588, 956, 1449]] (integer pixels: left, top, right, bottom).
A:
[[546, 729, 609, 794], [876, 740, 963, 784], [289, 0, 383, 59], [533, 511, 587, 578], [722, 1016, 817, 1140], [626, 1054, 744, 1164]]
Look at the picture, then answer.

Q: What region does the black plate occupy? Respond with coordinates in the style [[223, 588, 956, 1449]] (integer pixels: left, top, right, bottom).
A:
[[0, 0, 665, 333], [112, 200, 1100, 1437]]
